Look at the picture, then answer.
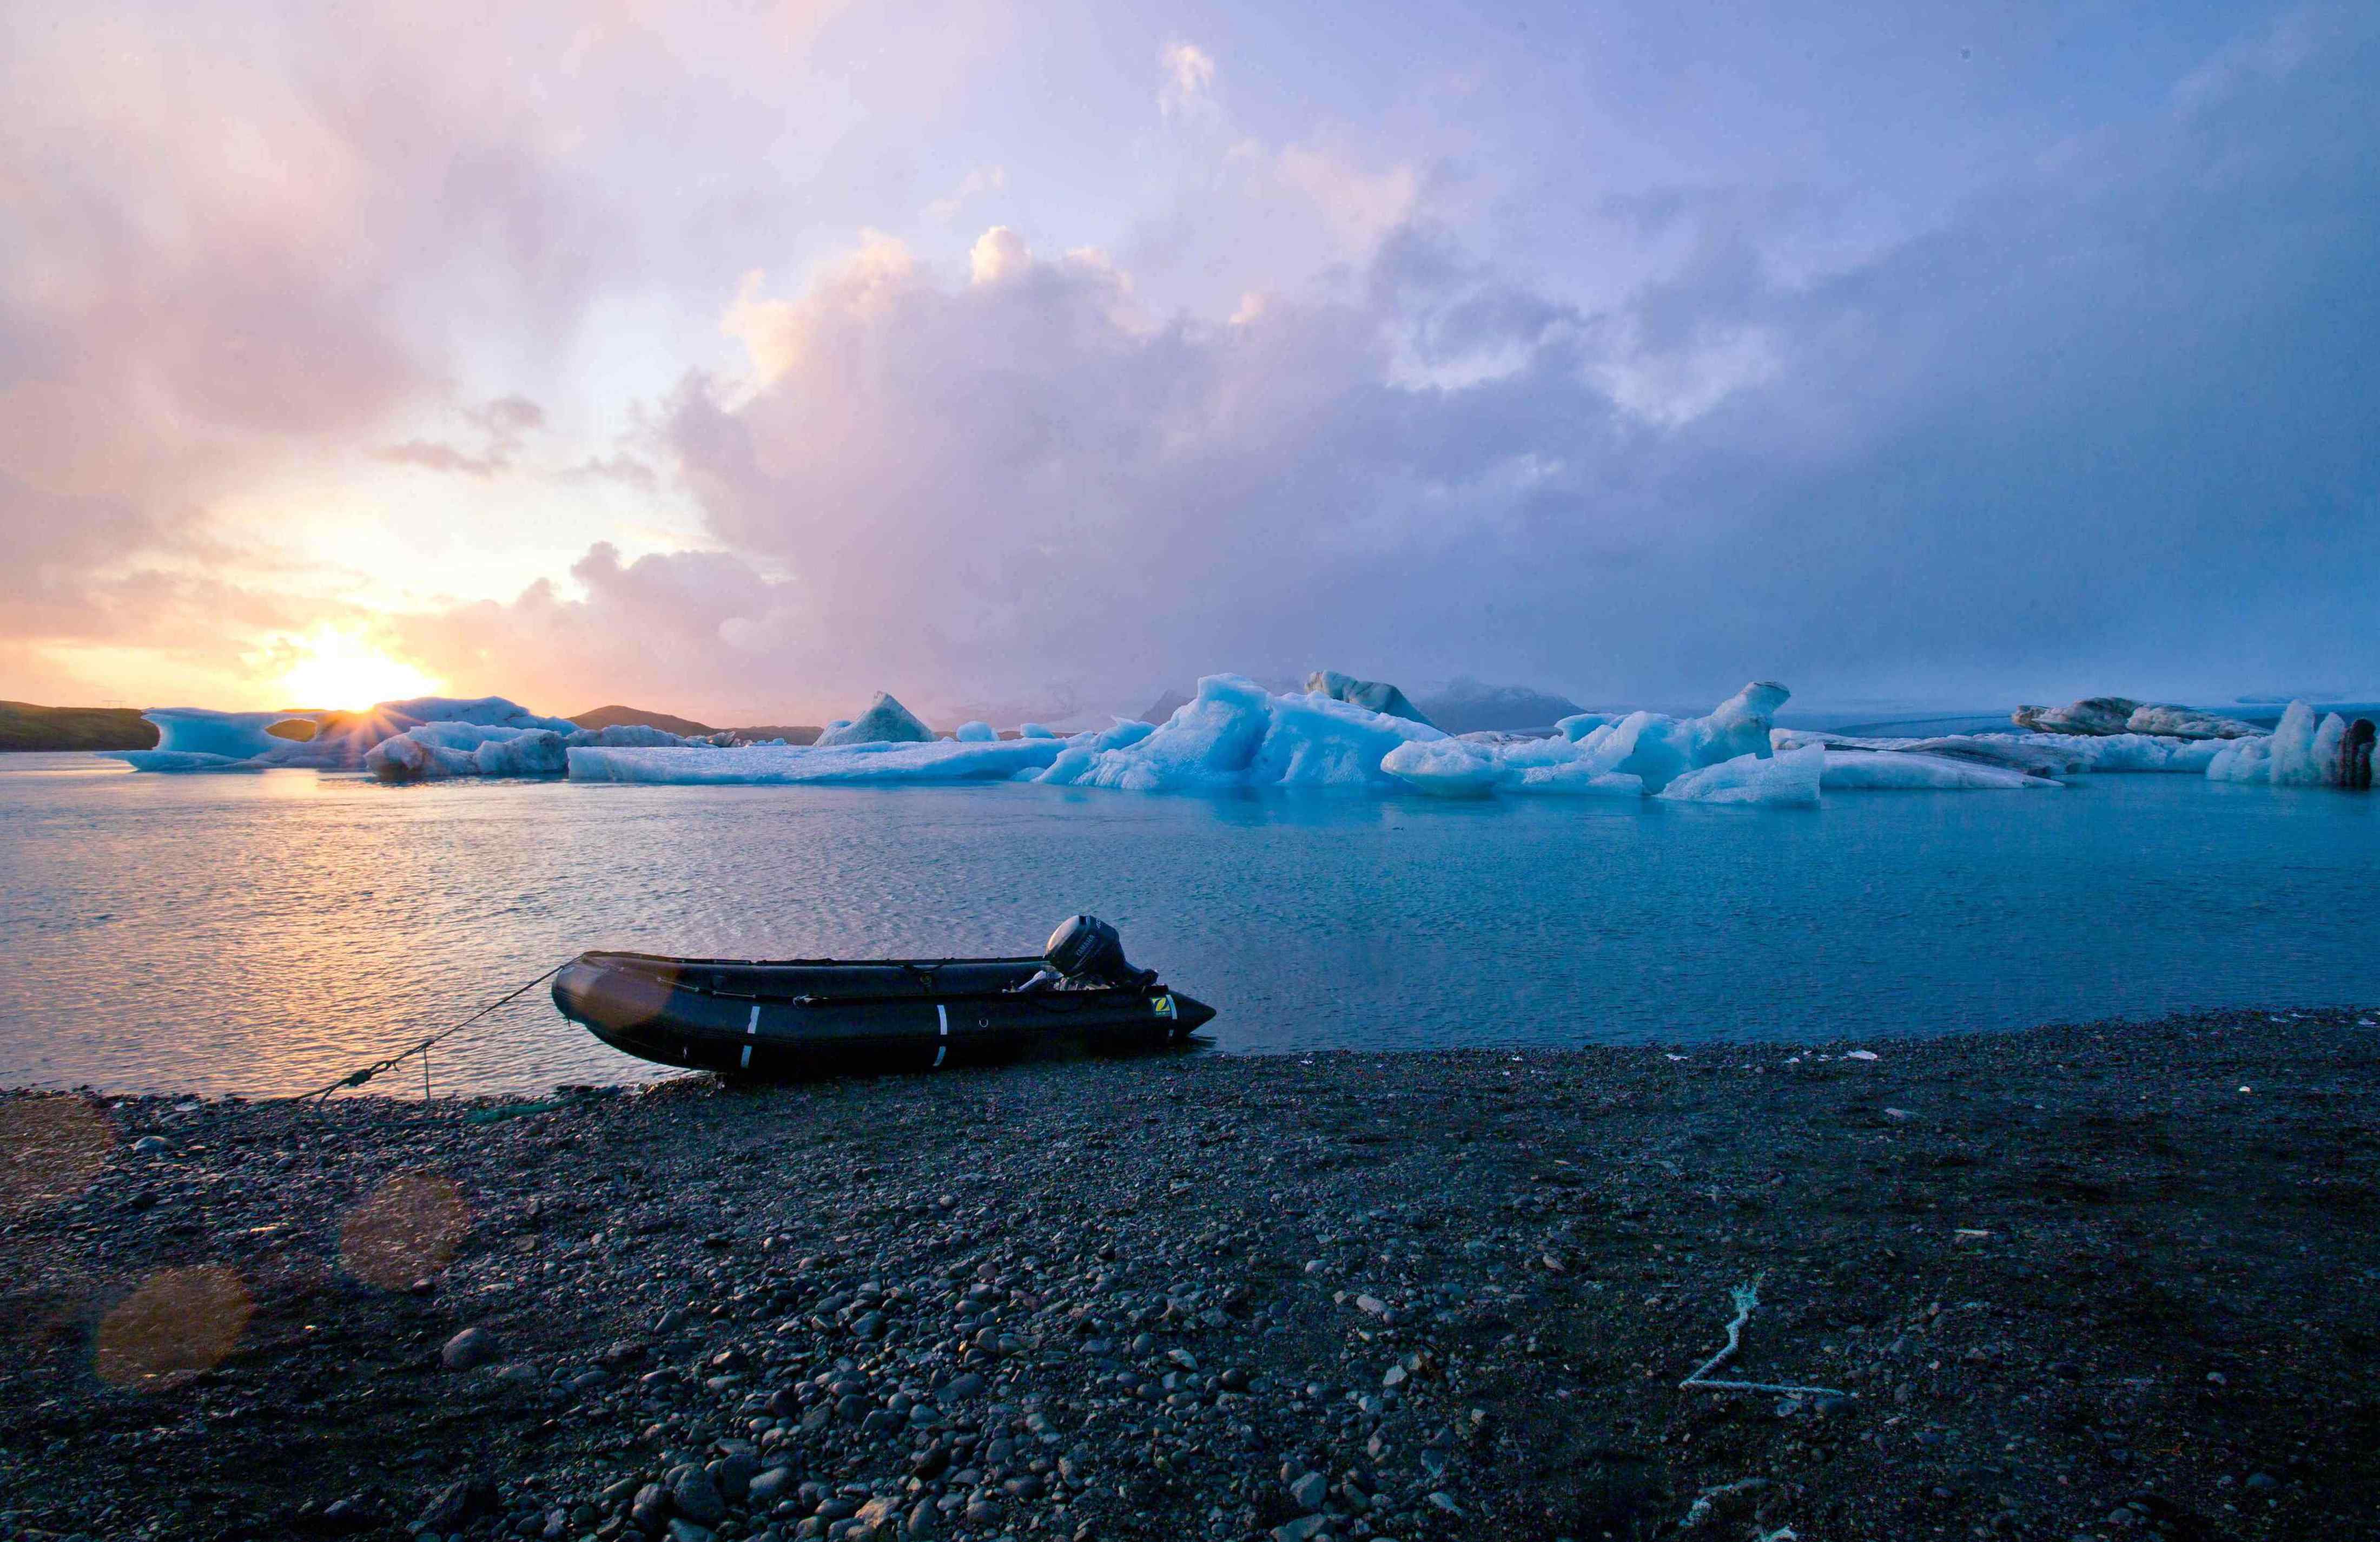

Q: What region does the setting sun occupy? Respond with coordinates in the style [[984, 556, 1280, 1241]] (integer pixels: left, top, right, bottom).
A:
[[276, 627, 444, 709]]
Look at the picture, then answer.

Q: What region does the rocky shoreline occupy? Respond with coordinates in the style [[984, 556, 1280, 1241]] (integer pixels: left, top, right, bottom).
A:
[[4, 1008, 2376, 1542]]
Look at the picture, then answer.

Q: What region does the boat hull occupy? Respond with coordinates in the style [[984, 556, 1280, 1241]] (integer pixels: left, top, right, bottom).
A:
[[552, 951, 1215, 1079]]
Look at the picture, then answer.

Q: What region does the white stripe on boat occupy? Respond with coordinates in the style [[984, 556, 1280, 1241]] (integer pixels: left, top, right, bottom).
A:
[[746, 1003, 759, 1035], [740, 1044, 752, 1069]]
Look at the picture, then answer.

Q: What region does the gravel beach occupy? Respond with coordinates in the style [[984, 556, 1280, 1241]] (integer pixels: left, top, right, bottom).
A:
[[3, 1007, 2375, 1542]]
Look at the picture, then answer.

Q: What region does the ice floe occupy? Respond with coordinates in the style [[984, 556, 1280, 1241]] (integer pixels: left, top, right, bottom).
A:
[[101, 676, 2362, 806], [2206, 701, 2375, 787], [1658, 743, 1825, 807], [813, 692, 934, 747], [568, 737, 1067, 785]]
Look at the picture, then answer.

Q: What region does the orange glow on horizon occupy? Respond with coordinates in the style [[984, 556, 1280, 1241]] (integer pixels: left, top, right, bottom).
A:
[[276, 627, 444, 709]]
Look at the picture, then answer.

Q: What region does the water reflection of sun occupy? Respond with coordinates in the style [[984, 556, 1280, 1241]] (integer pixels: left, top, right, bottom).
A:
[[278, 627, 442, 709]]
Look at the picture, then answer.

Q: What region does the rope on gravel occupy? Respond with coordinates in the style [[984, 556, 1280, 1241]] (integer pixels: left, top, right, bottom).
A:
[[292, 961, 566, 1102], [1679, 1277, 1847, 1399], [1680, 1476, 1767, 1528]]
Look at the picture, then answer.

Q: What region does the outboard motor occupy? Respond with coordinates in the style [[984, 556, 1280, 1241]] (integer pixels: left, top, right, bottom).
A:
[[1040, 914, 1155, 989]]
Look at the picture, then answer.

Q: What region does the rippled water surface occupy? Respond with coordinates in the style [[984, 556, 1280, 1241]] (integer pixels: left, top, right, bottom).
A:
[[4, 752, 2376, 1095]]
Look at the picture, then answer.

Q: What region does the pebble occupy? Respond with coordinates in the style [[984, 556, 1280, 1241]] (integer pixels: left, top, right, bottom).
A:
[[440, 1327, 499, 1370], [11, 1014, 2368, 1542]]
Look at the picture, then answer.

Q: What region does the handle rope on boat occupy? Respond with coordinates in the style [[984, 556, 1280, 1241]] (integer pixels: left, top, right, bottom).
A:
[[294, 961, 566, 1102]]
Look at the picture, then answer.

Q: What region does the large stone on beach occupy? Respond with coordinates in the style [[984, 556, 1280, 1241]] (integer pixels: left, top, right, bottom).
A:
[[813, 692, 935, 747], [440, 1326, 498, 1369], [1306, 670, 1433, 727]]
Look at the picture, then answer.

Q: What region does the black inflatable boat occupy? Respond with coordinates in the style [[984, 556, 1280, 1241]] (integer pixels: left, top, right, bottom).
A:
[[553, 916, 1215, 1078]]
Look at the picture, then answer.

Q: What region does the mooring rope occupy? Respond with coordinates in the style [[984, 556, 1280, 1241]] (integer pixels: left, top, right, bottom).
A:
[[293, 961, 566, 1102], [1679, 1276, 1847, 1399]]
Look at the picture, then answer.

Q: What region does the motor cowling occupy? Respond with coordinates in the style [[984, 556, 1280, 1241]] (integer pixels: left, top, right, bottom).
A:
[[1043, 914, 1153, 988]]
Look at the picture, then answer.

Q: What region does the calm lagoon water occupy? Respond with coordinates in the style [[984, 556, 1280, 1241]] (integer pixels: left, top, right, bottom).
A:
[[3, 751, 2376, 1095]]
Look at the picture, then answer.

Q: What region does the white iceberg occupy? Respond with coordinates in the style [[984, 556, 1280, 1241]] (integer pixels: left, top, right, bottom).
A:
[[1379, 739, 1506, 798], [2204, 701, 2360, 786], [1819, 750, 2058, 791], [814, 692, 935, 747], [568, 737, 1068, 785], [107, 697, 585, 774], [1657, 743, 1825, 807], [1033, 675, 1444, 792]]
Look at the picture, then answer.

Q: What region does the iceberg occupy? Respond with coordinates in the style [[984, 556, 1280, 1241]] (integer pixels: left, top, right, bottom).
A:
[[568, 737, 1066, 785], [1819, 750, 2058, 791], [107, 697, 722, 780], [814, 692, 934, 747], [2013, 696, 2263, 739], [954, 721, 998, 743], [1306, 670, 1433, 727], [1034, 675, 1444, 791], [1019, 723, 1060, 740], [1379, 739, 1506, 798], [1657, 744, 1824, 807], [1555, 711, 1618, 742], [137, 707, 306, 762], [2204, 701, 2374, 787], [366, 723, 570, 782]]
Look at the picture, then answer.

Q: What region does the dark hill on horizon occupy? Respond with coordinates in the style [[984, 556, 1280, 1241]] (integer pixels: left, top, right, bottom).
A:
[[1412, 678, 1586, 734], [0, 701, 157, 752], [568, 704, 718, 736]]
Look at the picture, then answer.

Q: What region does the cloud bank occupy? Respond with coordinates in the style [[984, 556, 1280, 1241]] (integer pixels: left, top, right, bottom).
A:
[[3, 3, 2374, 719]]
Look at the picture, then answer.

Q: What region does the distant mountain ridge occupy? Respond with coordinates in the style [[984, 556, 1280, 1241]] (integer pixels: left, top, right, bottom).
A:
[[568, 704, 718, 736], [1413, 678, 1586, 734], [0, 701, 158, 752]]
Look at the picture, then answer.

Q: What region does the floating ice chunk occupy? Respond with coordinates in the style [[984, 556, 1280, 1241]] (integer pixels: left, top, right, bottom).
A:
[[814, 692, 934, 747], [1991, 732, 2224, 773], [1556, 712, 1618, 742], [141, 708, 307, 761], [367, 723, 572, 781], [100, 749, 260, 773], [1019, 723, 1059, 739], [1510, 763, 1645, 797], [124, 697, 584, 773], [2206, 701, 2343, 786], [1306, 670, 1433, 726], [565, 723, 696, 748], [2125, 704, 2263, 739], [1031, 720, 1156, 785], [1819, 750, 2058, 790], [1775, 729, 2087, 779], [1694, 681, 1789, 765], [1657, 744, 1824, 807], [1380, 739, 1506, 798], [569, 737, 1066, 785], [1035, 674, 1442, 791], [954, 721, 998, 742]]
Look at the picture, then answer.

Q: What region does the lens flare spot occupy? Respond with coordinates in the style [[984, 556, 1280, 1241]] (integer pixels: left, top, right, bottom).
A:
[[339, 1171, 469, 1289], [0, 1095, 116, 1218], [94, 1266, 252, 1389]]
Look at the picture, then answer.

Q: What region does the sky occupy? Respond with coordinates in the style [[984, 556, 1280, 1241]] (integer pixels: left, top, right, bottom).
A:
[[4, 0, 2375, 724]]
